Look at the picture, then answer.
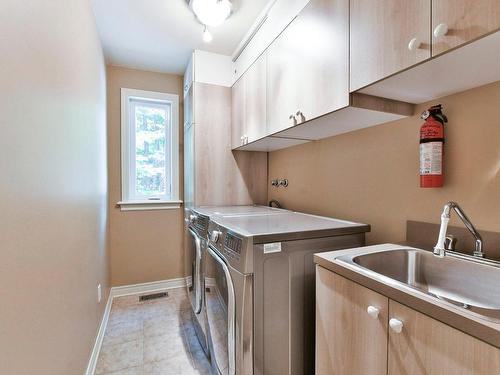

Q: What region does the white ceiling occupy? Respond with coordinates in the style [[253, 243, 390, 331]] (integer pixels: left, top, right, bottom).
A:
[[91, 0, 269, 75]]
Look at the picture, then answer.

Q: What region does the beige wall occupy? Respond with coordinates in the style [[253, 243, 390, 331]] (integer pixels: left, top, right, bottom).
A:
[[269, 81, 500, 245], [0, 1, 108, 375], [106, 66, 184, 286]]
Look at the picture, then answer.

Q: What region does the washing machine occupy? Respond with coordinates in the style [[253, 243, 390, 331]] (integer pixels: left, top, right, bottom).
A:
[[184, 205, 286, 356]]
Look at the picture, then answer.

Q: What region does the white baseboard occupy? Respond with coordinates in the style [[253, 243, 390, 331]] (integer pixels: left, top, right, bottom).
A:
[[111, 277, 187, 298], [85, 277, 187, 375], [85, 290, 113, 375]]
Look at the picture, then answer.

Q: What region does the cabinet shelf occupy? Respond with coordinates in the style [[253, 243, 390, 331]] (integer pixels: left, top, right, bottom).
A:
[[234, 93, 414, 152], [358, 30, 500, 104]]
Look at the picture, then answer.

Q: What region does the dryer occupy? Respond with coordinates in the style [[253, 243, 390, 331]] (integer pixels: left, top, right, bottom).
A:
[[205, 212, 370, 375]]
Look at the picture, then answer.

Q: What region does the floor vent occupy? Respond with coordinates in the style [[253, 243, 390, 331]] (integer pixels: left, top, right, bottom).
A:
[[139, 292, 168, 301]]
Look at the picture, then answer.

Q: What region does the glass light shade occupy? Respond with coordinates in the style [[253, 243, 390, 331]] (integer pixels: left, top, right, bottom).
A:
[[191, 0, 231, 27]]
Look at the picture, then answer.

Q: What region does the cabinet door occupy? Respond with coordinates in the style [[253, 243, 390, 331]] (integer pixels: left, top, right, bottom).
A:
[[184, 84, 194, 127], [388, 300, 500, 375], [184, 53, 193, 97], [231, 76, 245, 149], [183, 122, 195, 208], [350, 0, 431, 91], [244, 53, 267, 144], [432, 0, 500, 56], [266, 0, 349, 135], [316, 267, 388, 375]]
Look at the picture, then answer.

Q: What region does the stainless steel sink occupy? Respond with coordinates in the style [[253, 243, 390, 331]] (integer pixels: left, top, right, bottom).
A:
[[337, 248, 500, 322]]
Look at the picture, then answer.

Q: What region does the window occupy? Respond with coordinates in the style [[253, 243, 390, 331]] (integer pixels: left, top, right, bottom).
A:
[[119, 88, 180, 210]]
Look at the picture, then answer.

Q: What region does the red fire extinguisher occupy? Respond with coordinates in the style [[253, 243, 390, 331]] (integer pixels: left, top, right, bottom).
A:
[[420, 104, 447, 188]]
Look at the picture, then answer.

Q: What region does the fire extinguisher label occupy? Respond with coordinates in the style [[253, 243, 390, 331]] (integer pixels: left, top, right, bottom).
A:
[[420, 142, 442, 175]]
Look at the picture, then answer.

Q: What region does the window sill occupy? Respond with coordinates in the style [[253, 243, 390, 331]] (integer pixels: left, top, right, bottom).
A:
[[116, 200, 183, 211]]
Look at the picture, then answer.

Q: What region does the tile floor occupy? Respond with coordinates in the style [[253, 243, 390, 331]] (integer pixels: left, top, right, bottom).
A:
[[95, 288, 212, 375]]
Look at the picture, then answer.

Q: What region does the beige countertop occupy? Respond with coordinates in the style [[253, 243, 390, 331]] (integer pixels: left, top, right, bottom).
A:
[[314, 243, 500, 349]]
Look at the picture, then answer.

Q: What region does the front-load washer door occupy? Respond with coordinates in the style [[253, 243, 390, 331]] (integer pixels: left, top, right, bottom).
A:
[[187, 228, 202, 314], [206, 246, 235, 375]]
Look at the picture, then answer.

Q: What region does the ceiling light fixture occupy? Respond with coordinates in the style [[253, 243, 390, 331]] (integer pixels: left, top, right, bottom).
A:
[[202, 26, 213, 43], [190, 0, 232, 27]]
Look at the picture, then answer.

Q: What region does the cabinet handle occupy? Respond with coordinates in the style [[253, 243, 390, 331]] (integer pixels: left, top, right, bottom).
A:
[[389, 318, 404, 333], [289, 114, 298, 126], [367, 306, 380, 319], [296, 111, 306, 123], [408, 37, 421, 51], [433, 23, 449, 38]]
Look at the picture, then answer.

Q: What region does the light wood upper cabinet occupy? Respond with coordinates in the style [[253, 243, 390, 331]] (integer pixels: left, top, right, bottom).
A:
[[388, 300, 500, 375], [231, 53, 267, 149], [350, 0, 431, 92], [184, 84, 194, 127], [244, 53, 267, 144], [316, 267, 388, 375], [194, 82, 267, 205], [432, 0, 500, 56], [231, 75, 245, 149], [266, 0, 349, 135]]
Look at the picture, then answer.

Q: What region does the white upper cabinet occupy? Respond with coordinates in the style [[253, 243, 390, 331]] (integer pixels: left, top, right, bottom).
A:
[[266, 0, 350, 135], [350, 0, 431, 92], [432, 0, 500, 56]]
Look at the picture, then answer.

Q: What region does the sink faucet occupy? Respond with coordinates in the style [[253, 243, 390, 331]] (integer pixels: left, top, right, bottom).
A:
[[434, 202, 484, 258]]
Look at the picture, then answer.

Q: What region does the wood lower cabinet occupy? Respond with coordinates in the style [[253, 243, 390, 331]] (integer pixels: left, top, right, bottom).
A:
[[432, 0, 500, 56], [316, 266, 388, 375], [388, 300, 500, 375], [317, 268, 500, 374], [350, 0, 431, 91], [266, 0, 349, 135]]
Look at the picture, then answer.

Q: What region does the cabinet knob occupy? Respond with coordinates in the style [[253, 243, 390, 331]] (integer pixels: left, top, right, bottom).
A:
[[433, 23, 449, 38], [389, 318, 404, 333], [367, 306, 380, 319], [408, 37, 421, 51]]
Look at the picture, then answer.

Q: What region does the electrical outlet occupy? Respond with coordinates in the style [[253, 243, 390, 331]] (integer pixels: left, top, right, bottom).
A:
[[97, 284, 102, 303]]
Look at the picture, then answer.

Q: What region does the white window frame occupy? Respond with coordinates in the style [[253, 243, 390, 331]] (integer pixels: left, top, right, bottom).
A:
[[118, 88, 181, 211]]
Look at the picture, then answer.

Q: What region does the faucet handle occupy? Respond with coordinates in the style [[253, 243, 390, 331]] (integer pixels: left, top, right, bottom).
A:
[[444, 235, 457, 251]]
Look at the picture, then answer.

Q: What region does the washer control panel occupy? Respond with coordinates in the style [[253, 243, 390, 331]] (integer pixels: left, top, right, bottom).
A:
[[208, 220, 250, 273], [224, 232, 242, 261]]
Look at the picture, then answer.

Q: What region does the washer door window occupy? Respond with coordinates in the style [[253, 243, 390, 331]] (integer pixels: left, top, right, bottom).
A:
[[206, 246, 235, 375], [187, 229, 202, 314]]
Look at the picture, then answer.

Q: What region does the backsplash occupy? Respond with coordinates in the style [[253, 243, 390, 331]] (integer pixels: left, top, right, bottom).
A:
[[268, 80, 500, 245], [406, 220, 500, 261]]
